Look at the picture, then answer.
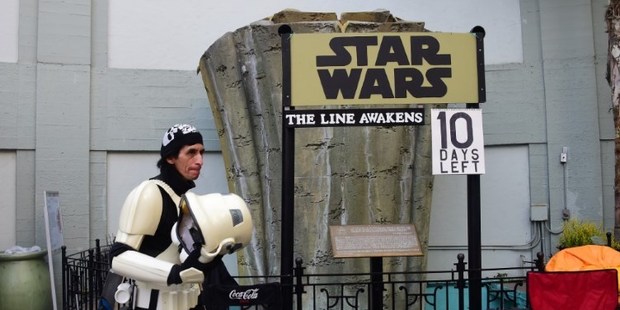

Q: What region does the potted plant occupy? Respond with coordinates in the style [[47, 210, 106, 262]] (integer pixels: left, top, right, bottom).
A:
[[557, 219, 607, 250]]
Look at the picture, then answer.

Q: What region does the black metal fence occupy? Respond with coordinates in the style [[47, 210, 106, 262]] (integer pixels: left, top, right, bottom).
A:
[[62, 240, 542, 310], [62, 239, 111, 310]]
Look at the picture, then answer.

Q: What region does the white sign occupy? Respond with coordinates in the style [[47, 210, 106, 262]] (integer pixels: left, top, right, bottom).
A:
[[431, 109, 485, 175], [283, 108, 424, 128], [44, 191, 64, 251], [44, 190, 63, 310]]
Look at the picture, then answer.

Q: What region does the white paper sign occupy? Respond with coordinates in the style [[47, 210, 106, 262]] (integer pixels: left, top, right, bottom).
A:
[[44, 191, 64, 251], [431, 109, 485, 175], [44, 191, 62, 310]]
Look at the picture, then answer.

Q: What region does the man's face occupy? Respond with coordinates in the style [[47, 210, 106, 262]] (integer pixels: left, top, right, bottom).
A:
[[167, 143, 205, 181]]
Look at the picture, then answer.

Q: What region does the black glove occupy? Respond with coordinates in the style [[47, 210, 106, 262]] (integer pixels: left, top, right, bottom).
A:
[[167, 244, 207, 285], [201, 254, 223, 273]]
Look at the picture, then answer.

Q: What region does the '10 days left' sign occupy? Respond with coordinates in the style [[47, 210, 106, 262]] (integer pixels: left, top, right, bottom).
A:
[[431, 109, 485, 175]]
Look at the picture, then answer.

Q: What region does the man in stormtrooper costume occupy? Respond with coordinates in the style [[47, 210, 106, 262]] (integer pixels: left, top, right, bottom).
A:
[[109, 124, 251, 310]]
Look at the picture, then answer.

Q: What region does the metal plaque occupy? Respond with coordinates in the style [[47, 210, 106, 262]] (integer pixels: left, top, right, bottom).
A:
[[329, 224, 423, 258]]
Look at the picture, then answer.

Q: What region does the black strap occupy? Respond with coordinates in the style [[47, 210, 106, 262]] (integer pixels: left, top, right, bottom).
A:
[[148, 289, 159, 310]]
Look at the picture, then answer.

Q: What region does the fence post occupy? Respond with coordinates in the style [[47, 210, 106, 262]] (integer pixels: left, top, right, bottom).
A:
[[94, 239, 102, 304], [370, 257, 384, 310], [294, 257, 305, 310], [455, 253, 466, 310], [95, 239, 101, 260], [62, 246, 67, 310], [535, 252, 545, 272], [88, 248, 95, 310]]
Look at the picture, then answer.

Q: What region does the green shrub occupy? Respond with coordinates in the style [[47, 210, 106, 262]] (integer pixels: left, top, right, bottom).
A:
[[557, 219, 606, 249]]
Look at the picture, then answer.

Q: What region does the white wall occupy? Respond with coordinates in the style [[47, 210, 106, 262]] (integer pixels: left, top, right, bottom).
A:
[[427, 145, 532, 272], [0, 152, 16, 250], [0, 0, 19, 63], [108, 0, 522, 70]]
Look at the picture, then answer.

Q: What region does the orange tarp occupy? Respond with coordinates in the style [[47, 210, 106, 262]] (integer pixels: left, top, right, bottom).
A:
[[546, 245, 620, 291]]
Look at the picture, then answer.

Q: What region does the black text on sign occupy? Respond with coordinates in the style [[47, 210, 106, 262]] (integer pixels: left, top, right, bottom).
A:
[[431, 109, 485, 175]]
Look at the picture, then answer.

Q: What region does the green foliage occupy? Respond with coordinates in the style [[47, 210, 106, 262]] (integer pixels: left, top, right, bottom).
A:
[[557, 219, 607, 249]]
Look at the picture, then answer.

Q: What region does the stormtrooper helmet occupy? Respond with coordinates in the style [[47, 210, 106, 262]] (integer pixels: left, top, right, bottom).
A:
[[174, 192, 253, 263]]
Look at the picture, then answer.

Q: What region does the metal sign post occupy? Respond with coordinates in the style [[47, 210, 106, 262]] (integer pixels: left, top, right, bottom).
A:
[[44, 190, 63, 310], [467, 27, 486, 310], [279, 25, 295, 310]]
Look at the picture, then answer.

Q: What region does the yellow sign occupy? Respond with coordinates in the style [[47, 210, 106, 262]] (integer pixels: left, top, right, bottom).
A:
[[289, 32, 480, 106]]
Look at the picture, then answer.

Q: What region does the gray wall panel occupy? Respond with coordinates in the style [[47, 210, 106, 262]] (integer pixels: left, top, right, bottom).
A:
[[91, 0, 108, 68], [483, 64, 547, 145], [539, 0, 596, 58], [539, 0, 604, 224], [15, 150, 35, 246], [91, 69, 219, 152], [0, 63, 36, 149], [35, 63, 91, 249], [0, 63, 21, 147], [593, 0, 615, 141], [89, 151, 108, 244], [601, 140, 616, 230], [37, 0, 91, 65], [18, 0, 38, 64]]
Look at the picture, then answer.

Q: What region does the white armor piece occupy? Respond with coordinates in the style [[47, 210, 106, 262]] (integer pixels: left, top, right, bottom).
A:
[[111, 180, 202, 310], [175, 192, 253, 264]]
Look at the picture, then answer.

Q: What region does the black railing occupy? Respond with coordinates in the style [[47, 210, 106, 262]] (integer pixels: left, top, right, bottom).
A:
[[287, 254, 535, 310], [62, 240, 541, 309], [62, 239, 111, 310]]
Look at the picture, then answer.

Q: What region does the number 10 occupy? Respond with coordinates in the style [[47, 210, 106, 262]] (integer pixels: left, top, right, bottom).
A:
[[436, 111, 474, 149]]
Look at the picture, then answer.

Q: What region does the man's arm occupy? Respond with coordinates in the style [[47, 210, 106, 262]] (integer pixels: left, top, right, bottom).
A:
[[111, 234, 205, 284], [110, 181, 203, 284]]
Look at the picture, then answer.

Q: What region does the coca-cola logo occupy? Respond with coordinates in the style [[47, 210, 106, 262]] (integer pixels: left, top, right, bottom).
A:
[[229, 288, 259, 301]]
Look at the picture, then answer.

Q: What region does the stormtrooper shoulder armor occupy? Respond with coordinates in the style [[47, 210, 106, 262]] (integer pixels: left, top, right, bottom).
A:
[[118, 180, 164, 235]]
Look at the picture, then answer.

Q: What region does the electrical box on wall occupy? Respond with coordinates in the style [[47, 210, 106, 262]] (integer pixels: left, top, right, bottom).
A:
[[530, 204, 548, 221]]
